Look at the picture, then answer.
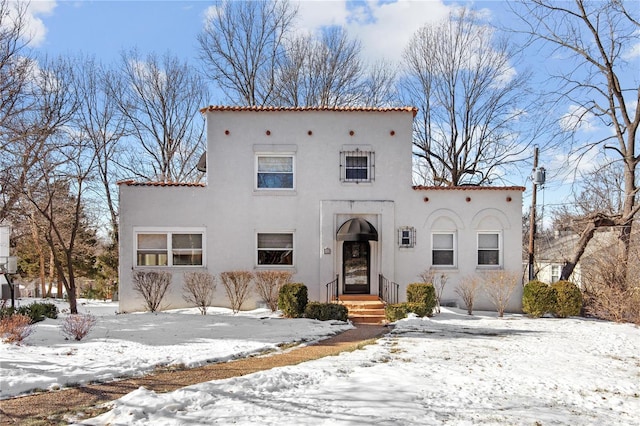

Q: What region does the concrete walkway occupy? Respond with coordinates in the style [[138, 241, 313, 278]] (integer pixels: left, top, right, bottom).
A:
[[0, 324, 390, 425]]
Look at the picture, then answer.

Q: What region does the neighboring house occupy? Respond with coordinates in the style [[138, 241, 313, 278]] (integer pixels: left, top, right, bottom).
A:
[[118, 106, 525, 313], [534, 230, 620, 287]]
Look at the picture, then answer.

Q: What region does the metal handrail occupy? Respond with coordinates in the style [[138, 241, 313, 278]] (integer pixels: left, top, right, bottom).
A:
[[325, 274, 339, 303], [378, 274, 399, 304]]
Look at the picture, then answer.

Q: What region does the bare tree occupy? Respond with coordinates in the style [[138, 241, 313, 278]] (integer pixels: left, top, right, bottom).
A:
[[220, 271, 253, 313], [509, 0, 639, 283], [132, 270, 172, 313], [182, 271, 216, 315], [198, 0, 298, 106], [5, 56, 98, 314], [401, 7, 538, 186], [75, 57, 128, 241], [112, 49, 208, 182], [273, 27, 369, 107], [0, 0, 34, 145]]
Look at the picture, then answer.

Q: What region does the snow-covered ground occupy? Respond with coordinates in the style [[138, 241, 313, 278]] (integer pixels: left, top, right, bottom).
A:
[[0, 299, 351, 399], [2, 299, 639, 425]]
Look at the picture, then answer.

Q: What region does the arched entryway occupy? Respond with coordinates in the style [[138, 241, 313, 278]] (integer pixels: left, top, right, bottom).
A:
[[337, 218, 378, 294]]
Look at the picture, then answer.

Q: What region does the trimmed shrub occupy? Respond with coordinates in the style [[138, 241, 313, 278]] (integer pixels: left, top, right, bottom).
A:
[[0, 314, 34, 344], [254, 270, 292, 312], [552, 280, 583, 318], [385, 302, 432, 322], [183, 271, 217, 315], [406, 283, 437, 315], [278, 283, 308, 318], [61, 313, 97, 341], [220, 270, 254, 313], [522, 280, 557, 318], [304, 302, 348, 321], [455, 274, 481, 315], [132, 270, 172, 312]]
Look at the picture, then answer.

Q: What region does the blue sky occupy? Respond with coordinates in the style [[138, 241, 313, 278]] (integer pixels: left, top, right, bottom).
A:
[[29, 1, 206, 63], [17, 0, 639, 221]]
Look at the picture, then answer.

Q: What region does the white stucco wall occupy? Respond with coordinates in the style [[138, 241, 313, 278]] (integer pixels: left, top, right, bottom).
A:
[[119, 107, 524, 314]]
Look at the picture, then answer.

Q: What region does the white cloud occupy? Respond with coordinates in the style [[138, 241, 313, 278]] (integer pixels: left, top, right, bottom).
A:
[[294, 0, 452, 64], [623, 30, 640, 60], [7, 0, 57, 47], [559, 104, 599, 133]]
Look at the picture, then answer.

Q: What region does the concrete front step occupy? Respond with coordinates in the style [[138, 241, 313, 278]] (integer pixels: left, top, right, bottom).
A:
[[338, 296, 387, 325]]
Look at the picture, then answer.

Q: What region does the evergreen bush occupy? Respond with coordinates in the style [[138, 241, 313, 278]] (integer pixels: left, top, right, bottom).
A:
[[552, 280, 583, 318], [278, 283, 308, 318], [16, 302, 59, 323], [522, 280, 556, 318], [385, 302, 432, 322], [304, 302, 348, 321], [406, 283, 437, 315]]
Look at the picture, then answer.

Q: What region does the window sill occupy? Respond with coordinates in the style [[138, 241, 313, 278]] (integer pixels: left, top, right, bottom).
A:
[[476, 265, 503, 271], [431, 266, 458, 271], [254, 265, 297, 272], [134, 265, 206, 269], [253, 190, 297, 196]]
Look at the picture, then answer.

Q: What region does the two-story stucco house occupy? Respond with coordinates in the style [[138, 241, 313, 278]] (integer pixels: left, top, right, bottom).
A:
[[118, 106, 525, 314]]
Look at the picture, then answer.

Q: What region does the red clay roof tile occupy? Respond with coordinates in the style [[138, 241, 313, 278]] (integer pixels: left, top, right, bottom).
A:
[[199, 105, 418, 117]]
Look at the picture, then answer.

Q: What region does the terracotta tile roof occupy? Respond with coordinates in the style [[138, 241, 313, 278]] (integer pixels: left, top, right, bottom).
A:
[[200, 105, 418, 117], [117, 180, 206, 187], [413, 185, 526, 191]]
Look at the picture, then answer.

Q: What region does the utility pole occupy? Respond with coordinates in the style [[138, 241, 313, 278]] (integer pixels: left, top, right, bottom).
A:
[[528, 147, 539, 282]]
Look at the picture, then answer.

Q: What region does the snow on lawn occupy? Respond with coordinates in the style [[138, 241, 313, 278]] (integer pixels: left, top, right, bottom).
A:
[[0, 299, 352, 399], [82, 308, 640, 426]]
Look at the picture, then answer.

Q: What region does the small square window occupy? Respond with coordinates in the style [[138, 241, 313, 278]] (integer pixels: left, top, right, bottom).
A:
[[341, 150, 374, 183], [398, 227, 415, 248]]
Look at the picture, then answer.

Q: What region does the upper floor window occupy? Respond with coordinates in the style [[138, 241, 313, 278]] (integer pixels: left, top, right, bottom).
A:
[[432, 232, 455, 266], [340, 149, 374, 183], [256, 155, 294, 190], [257, 232, 294, 266], [477, 232, 501, 266], [136, 230, 204, 267]]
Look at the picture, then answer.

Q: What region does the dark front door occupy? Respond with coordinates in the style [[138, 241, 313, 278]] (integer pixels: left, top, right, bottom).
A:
[[343, 241, 370, 294]]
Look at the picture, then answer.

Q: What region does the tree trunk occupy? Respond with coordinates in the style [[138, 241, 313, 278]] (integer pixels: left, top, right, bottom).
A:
[[560, 214, 616, 281]]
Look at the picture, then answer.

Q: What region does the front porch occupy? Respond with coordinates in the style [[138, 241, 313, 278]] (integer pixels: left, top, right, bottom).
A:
[[337, 294, 387, 325]]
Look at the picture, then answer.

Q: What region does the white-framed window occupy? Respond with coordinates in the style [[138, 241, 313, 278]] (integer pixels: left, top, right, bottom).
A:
[[432, 232, 455, 266], [256, 154, 294, 190], [340, 149, 374, 183], [135, 229, 204, 267], [398, 226, 416, 248], [477, 232, 501, 266], [257, 232, 294, 266], [551, 265, 561, 283]]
